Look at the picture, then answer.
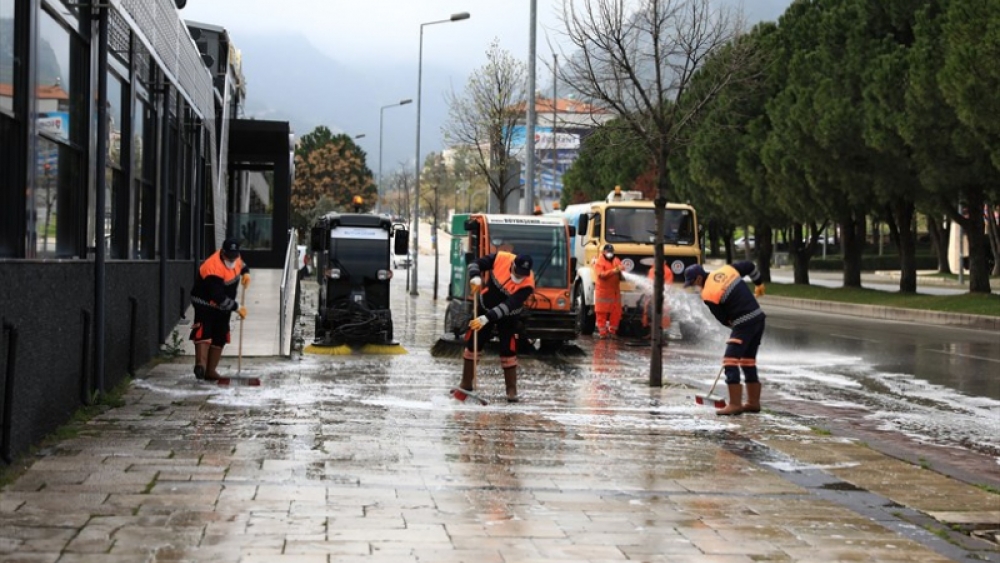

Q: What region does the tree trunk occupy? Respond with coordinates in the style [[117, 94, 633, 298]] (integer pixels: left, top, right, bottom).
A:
[[755, 221, 772, 283], [965, 216, 992, 293], [649, 156, 669, 388], [987, 202, 1000, 277], [790, 222, 811, 285], [840, 210, 865, 288], [926, 213, 950, 274], [942, 187, 991, 293], [886, 201, 917, 293]]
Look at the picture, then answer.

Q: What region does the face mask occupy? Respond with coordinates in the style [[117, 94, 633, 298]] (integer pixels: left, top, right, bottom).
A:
[[604, 252, 614, 260], [510, 273, 525, 284], [224, 259, 237, 269]]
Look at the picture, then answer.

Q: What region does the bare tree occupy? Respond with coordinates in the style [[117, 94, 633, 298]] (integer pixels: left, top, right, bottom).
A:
[[451, 147, 492, 213], [557, 0, 756, 385], [421, 152, 452, 300], [384, 164, 415, 224], [443, 38, 528, 213]]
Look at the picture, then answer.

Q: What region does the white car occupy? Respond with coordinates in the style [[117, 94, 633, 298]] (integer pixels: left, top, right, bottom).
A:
[[734, 236, 755, 250], [296, 245, 311, 279], [393, 252, 413, 269]]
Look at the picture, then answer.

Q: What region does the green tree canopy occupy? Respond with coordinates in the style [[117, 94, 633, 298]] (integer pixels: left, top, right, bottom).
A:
[[291, 126, 375, 232]]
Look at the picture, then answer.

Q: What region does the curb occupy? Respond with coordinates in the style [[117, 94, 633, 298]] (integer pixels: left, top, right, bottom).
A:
[[760, 295, 1000, 332]]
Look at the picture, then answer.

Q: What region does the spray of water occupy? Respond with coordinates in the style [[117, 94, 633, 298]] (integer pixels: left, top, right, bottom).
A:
[[620, 270, 722, 338]]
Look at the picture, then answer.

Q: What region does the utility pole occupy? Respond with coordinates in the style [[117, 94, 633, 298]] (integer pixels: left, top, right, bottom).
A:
[[524, 0, 537, 215], [551, 53, 558, 208]]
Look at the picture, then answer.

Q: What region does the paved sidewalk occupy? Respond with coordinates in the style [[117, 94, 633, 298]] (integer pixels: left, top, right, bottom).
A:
[[1, 265, 998, 562]]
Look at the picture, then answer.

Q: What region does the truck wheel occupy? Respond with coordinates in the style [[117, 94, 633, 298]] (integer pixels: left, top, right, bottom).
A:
[[575, 289, 595, 336], [539, 339, 564, 354], [314, 314, 324, 342], [444, 302, 463, 339]]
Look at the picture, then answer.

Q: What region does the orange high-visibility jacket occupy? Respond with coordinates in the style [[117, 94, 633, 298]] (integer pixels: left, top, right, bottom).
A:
[[593, 254, 623, 314]]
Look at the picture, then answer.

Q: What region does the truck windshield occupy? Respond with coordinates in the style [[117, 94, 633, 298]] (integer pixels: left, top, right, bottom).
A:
[[605, 208, 695, 245], [329, 234, 388, 281], [487, 224, 568, 288]]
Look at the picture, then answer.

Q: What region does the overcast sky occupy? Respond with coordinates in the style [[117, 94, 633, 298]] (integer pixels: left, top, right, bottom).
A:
[[183, 1, 558, 70], [180, 1, 793, 169], [182, 0, 791, 73]]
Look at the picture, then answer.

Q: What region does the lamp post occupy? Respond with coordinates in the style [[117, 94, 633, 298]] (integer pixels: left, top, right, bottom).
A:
[[378, 99, 412, 213], [411, 11, 470, 296]]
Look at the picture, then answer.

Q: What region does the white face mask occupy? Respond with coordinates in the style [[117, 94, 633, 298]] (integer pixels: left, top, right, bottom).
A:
[[224, 259, 237, 269], [510, 273, 525, 284], [604, 252, 614, 260]]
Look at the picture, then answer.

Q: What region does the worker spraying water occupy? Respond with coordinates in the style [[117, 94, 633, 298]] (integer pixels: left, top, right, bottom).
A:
[[561, 186, 702, 339], [622, 268, 721, 343]]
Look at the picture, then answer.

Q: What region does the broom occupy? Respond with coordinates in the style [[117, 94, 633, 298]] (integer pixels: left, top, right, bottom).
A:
[[219, 280, 261, 387], [430, 289, 474, 358], [450, 293, 488, 405], [694, 366, 726, 408]]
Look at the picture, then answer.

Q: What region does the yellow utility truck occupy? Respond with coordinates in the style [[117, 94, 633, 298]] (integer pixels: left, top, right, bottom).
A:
[[562, 187, 701, 337]]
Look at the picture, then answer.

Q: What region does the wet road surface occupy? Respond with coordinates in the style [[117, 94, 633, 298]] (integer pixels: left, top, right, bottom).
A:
[[0, 262, 997, 562]]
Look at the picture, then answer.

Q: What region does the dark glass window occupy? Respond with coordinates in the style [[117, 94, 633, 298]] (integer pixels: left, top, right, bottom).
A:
[[33, 7, 85, 258], [230, 165, 274, 251], [1, 0, 14, 117], [134, 98, 156, 259], [0, 0, 20, 257], [106, 72, 128, 259]]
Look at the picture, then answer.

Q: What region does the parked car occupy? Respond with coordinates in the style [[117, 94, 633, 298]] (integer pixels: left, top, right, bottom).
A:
[[296, 244, 311, 280], [393, 252, 413, 269], [734, 236, 755, 250]]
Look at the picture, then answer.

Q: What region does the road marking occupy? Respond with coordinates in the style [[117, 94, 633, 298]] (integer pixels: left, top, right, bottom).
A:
[[925, 348, 1000, 364], [829, 333, 880, 343]]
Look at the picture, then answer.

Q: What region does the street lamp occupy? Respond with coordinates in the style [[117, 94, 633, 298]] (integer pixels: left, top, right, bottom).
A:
[[411, 11, 471, 296], [378, 98, 413, 213]]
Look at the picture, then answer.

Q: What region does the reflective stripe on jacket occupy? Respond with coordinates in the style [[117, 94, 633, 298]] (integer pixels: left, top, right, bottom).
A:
[[701, 262, 764, 327], [469, 251, 535, 322], [191, 250, 247, 311], [594, 255, 622, 313]]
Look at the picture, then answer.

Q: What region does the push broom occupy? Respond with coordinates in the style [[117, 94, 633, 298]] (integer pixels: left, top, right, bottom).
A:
[[218, 279, 261, 387], [694, 366, 727, 408], [450, 293, 487, 405]]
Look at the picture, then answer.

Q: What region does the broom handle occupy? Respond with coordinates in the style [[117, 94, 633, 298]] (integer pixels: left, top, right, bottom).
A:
[[707, 365, 724, 396], [238, 282, 246, 373], [472, 293, 478, 389]]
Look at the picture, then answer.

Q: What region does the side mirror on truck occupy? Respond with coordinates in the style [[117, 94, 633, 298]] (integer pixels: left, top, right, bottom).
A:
[[394, 229, 409, 255], [310, 226, 325, 252]]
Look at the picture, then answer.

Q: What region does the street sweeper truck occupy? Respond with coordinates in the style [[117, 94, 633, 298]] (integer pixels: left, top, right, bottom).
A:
[[306, 212, 409, 354], [438, 213, 578, 354]]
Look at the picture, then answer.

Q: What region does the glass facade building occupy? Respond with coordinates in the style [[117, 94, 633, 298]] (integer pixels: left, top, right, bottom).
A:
[[0, 0, 244, 464]]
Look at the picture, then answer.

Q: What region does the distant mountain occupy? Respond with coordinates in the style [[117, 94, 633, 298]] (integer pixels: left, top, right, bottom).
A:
[[232, 31, 452, 174], [230, 0, 791, 172]]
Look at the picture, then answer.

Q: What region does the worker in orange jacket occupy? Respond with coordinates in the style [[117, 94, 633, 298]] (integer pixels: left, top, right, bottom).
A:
[[683, 261, 766, 416], [190, 238, 250, 381], [593, 244, 623, 339]]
